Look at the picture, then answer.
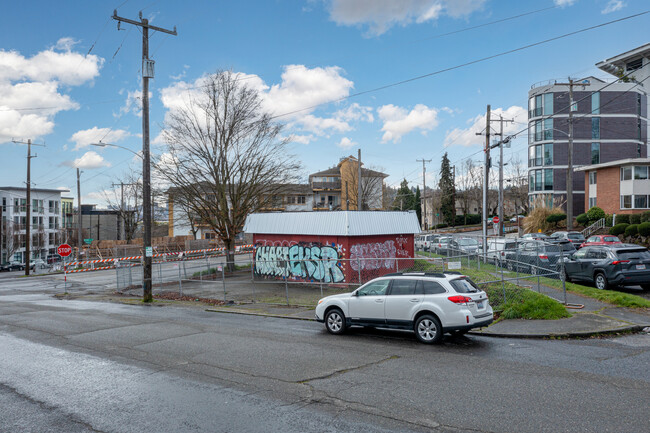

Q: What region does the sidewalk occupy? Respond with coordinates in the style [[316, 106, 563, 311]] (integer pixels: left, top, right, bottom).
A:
[[203, 282, 650, 339]]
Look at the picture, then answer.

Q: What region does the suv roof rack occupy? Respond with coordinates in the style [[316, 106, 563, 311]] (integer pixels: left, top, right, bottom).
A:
[[383, 272, 447, 278]]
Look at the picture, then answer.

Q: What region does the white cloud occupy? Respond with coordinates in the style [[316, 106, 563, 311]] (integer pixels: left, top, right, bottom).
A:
[[337, 137, 357, 148], [378, 103, 439, 143], [602, 0, 625, 14], [443, 105, 526, 148], [69, 127, 130, 151], [117, 90, 153, 118], [553, 0, 577, 6], [62, 151, 111, 169], [0, 41, 103, 144], [327, 0, 487, 36], [285, 134, 315, 144]]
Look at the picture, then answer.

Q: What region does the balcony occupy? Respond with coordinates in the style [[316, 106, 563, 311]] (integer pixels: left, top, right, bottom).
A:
[[311, 180, 341, 190], [528, 107, 543, 119]]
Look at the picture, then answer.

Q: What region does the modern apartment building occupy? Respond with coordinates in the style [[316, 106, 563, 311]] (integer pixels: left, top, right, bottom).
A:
[[0, 187, 68, 263], [528, 43, 649, 215]]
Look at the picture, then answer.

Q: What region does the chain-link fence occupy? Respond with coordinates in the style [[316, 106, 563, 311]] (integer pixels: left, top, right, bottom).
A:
[[114, 235, 570, 310]]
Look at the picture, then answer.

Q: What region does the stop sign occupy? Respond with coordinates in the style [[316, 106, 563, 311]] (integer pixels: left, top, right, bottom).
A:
[[57, 244, 72, 257], [492, 216, 500, 224]]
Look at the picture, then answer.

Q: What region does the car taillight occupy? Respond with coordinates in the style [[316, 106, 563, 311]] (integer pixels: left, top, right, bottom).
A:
[[612, 260, 630, 265], [448, 295, 473, 305], [538, 255, 548, 260]]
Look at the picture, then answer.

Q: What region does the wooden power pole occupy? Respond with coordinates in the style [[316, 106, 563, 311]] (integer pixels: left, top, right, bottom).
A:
[[417, 158, 432, 230]]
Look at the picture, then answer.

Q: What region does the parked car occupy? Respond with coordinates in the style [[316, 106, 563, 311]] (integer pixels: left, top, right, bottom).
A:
[[521, 233, 549, 240], [415, 235, 426, 251], [28, 259, 48, 270], [510, 215, 525, 222], [562, 244, 650, 290], [0, 261, 24, 271], [448, 237, 480, 256], [434, 236, 453, 255], [504, 240, 565, 275], [315, 272, 494, 343], [550, 231, 586, 248], [579, 235, 622, 249], [486, 238, 518, 266], [423, 234, 441, 252]]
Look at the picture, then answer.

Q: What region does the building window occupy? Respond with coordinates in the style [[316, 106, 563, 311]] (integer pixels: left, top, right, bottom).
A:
[[535, 170, 542, 192], [635, 166, 648, 180], [528, 146, 535, 166], [634, 195, 648, 209], [626, 58, 643, 72], [529, 173, 534, 192], [591, 142, 600, 164], [544, 143, 553, 165], [589, 197, 597, 208], [286, 196, 296, 204], [544, 169, 553, 191], [638, 94, 642, 116], [589, 171, 597, 185], [543, 93, 553, 115], [591, 117, 600, 139], [591, 92, 600, 115], [638, 119, 642, 140], [297, 196, 306, 204], [1, 197, 5, 212], [620, 196, 629, 209], [621, 166, 632, 181], [535, 145, 543, 166]]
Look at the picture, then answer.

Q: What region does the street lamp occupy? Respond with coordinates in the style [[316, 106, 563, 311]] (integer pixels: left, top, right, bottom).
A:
[[91, 141, 152, 302]]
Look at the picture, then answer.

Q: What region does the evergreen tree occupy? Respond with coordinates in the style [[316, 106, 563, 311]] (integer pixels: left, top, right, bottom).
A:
[[392, 179, 415, 211], [439, 153, 456, 226], [414, 186, 422, 225]]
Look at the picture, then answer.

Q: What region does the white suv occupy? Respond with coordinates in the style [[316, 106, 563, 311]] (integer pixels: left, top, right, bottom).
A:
[[315, 272, 493, 344]]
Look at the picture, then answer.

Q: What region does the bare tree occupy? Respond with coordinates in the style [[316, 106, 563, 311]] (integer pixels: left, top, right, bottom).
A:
[[102, 171, 143, 242], [507, 156, 529, 215], [155, 70, 301, 269], [2, 220, 20, 262], [340, 160, 387, 210], [456, 160, 476, 224]]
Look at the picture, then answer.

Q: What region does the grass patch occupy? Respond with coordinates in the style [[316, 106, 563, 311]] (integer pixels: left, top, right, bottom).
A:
[[497, 289, 571, 320], [539, 277, 650, 308], [192, 263, 252, 277]]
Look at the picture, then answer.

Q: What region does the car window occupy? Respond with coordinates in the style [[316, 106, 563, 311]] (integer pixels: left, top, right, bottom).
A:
[[573, 249, 587, 259], [568, 233, 585, 240], [616, 249, 650, 260], [357, 280, 390, 296], [449, 278, 479, 293], [543, 245, 561, 253], [389, 279, 418, 296], [586, 250, 599, 259], [416, 280, 447, 295], [587, 236, 598, 242], [603, 236, 620, 242], [559, 243, 575, 252], [459, 239, 478, 246]]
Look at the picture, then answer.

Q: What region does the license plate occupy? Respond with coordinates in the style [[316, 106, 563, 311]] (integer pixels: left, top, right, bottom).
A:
[[476, 301, 484, 309], [636, 264, 646, 270]]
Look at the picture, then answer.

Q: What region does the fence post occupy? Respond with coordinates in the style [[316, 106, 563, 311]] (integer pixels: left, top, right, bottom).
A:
[[560, 248, 567, 305], [357, 258, 362, 285], [515, 247, 519, 285], [500, 252, 505, 303], [178, 257, 183, 297], [251, 256, 256, 303], [536, 242, 540, 293], [285, 276, 289, 306], [222, 265, 226, 302]]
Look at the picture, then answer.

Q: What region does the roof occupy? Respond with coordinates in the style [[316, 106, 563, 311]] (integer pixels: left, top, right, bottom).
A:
[[0, 186, 69, 194], [596, 42, 650, 69], [574, 158, 650, 172], [309, 166, 388, 179], [244, 211, 421, 236]]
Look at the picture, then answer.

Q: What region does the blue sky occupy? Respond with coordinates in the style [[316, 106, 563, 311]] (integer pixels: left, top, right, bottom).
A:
[[0, 0, 648, 206]]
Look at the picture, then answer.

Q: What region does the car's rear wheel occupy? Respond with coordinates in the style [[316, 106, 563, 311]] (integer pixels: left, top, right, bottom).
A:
[[594, 272, 609, 290], [325, 308, 346, 335], [414, 315, 442, 344], [450, 330, 468, 337]]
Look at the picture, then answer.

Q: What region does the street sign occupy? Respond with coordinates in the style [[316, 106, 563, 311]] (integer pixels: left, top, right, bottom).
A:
[[447, 261, 461, 270], [57, 244, 72, 257], [145, 247, 153, 258], [492, 216, 500, 224], [83, 238, 93, 245]]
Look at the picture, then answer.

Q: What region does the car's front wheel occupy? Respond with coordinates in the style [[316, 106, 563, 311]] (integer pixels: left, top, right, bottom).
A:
[[594, 272, 609, 290], [325, 308, 346, 335], [414, 314, 442, 344]]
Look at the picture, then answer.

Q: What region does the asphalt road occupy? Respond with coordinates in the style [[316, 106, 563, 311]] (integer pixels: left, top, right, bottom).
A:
[[0, 276, 648, 433]]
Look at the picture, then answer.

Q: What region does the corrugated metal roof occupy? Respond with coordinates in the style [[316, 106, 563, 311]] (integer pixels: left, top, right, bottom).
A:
[[243, 211, 421, 236]]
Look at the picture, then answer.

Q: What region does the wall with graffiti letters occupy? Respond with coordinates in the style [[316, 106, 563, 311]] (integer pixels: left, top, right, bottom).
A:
[[253, 234, 414, 284]]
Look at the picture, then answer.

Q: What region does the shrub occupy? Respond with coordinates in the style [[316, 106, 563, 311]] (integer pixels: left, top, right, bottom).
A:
[[610, 223, 629, 236], [576, 213, 589, 225], [605, 214, 613, 227], [638, 222, 650, 237], [630, 214, 641, 225], [616, 214, 630, 224], [586, 206, 606, 223], [435, 223, 448, 229], [642, 211, 650, 223], [625, 224, 639, 237], [523, 196, 565, 234], [546, 213, 567, 225]]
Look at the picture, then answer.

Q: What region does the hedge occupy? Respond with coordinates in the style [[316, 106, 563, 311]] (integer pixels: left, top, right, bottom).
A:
[[586, 206, 606, 223], [616, 214, 630, 224], [546, 213, 567, 224], [624, 224, 639, 237], [630, 214, 641, 225], [642, 211, 650, 223], [638, 222, 650, 237], [576, 213, 589, 225], [610, 223, 629, 236]]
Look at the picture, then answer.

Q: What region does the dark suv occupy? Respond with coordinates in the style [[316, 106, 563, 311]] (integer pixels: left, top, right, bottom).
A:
[[562, 244, 650, 290], [550, 231, 586, 248]]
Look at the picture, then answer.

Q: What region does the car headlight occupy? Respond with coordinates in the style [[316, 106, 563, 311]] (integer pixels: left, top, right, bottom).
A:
[[318, 299, 324, 305]]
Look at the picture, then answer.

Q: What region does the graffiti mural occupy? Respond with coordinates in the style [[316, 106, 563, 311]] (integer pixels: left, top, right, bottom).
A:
[[254, 244, 345, 283], [349, 240, 397, 271]]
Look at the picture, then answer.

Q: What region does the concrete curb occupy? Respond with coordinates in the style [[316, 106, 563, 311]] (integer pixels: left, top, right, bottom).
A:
[[205, 308, 645, 338]]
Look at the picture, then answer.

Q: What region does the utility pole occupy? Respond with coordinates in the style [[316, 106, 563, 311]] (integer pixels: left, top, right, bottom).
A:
[[13, 139, 43, 275], [357, 149, 363, 211], [490, 115, 514, 237], [475, 105, 491, 253], [554, 78, 589, 230], [112, 10, 177, 303], [417, 158, 432, 231], [112, 182, 136, 240], [77, 168, 82, 260]]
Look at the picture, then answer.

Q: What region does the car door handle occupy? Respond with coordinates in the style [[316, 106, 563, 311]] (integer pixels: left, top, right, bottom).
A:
[[375, 299, 383, 303], [409, 299, 420, 303]]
